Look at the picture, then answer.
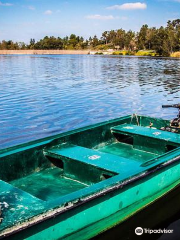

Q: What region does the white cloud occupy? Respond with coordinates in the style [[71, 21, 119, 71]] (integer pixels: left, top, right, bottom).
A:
[[107, 2, 147, 10], [28, 6, 35, 10], [0, 1, 13, 6], [113, 16, 128, 20], [86, 14, 115, 20], [44, 10, 53, 15]]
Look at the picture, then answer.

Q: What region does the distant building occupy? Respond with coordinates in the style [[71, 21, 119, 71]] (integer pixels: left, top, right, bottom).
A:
[[115, 46, 120, 50]]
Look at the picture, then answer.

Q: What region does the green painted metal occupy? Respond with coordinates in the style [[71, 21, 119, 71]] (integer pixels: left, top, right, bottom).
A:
[[1, 115, 180, 239], [10, 167, 86, 201], [98, 142, 157, 162], [112, 124, 180, 144]]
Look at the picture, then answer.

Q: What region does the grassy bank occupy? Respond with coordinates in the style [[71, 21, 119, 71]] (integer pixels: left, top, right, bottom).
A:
[[171, 52, 180, 57], [111, 50, 157, 56], [135, 50, 157, 56], [111, 50, 180, 57], [92, 49, 157, 56]]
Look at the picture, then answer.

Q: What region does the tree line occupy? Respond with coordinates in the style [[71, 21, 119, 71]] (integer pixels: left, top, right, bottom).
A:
[[1, 19, 180, 56]]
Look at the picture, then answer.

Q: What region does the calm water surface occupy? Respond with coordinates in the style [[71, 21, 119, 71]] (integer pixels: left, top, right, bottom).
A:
[[1, 55, 180, 239]]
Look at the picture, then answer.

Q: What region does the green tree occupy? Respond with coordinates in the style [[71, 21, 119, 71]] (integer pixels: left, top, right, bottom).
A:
[[137, 24, 148, 49], [125, 30, 135, 50], [101, 31, 109, 45], [91, 35, 99, 48], [29, 38, 35, 49]]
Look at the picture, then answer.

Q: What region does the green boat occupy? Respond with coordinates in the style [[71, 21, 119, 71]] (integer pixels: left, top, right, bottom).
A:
[[1, 105, 180, 240]]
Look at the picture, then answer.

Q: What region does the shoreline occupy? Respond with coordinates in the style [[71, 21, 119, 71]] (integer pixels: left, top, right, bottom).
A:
[[0, 50, 90, 55], [0, 50, 180, 58]]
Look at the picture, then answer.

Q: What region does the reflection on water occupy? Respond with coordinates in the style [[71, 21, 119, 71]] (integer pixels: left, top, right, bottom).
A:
[[0, 55, 180, 239], [1, 55, 180, 149]]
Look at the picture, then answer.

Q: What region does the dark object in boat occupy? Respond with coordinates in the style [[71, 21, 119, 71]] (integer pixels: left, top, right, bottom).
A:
[[161, 104, 180, 132]]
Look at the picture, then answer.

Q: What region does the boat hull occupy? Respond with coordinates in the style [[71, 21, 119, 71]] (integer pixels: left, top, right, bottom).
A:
[[3, 160, 180, 240]]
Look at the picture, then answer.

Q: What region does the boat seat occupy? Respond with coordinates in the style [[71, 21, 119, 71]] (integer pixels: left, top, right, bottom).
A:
[[44, 143, 141, 175], [111, 124, 180, 145]]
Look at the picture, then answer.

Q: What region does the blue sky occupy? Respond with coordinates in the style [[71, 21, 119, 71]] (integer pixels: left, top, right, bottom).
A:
[[0, 0, 180, 43]]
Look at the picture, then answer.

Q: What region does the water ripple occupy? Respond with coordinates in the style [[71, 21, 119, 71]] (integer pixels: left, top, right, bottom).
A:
[[0, 55, 180, 149]]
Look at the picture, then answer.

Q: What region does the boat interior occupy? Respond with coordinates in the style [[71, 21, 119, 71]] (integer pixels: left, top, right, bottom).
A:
[[1, 115, 180, 232], [2, 115, 180, 200]]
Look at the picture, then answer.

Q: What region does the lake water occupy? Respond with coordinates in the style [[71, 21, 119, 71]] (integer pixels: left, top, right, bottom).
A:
[[1, 55, 180, 239]]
